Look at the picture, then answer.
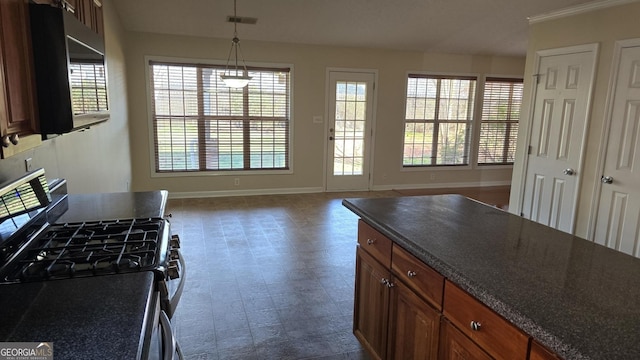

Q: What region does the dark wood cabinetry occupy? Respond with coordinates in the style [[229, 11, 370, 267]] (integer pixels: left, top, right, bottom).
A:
[[68, 0, 103, 35], [353, 219, 565, 360], [388, 279, 440, 360], [0, 0, 40, 157], [354, 246, 390, 360], [354, 220, 443, 360], [439, 320, 492, 360], [530, 341, 563, 360]]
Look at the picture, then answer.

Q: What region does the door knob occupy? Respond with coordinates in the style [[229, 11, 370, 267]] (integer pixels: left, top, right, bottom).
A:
[[563, 168, 575, 176], [601, 176, 613, 184]]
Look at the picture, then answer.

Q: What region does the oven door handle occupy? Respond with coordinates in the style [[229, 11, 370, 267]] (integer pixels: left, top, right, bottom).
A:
[[169, 249, 186, 318], [159, 310, 183, 360]]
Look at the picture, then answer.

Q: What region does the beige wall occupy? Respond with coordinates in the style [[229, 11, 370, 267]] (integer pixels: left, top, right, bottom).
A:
[[0, 0, 132, 193], [126, 32, 525, 196], [509, 2, 640, 238]]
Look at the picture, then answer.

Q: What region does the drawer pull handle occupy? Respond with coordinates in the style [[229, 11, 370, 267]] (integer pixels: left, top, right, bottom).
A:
[[367, 238, 376, 245], [470, 321, 482, 331], [380, 278, 395, 288], [407, 270, 417, 278]]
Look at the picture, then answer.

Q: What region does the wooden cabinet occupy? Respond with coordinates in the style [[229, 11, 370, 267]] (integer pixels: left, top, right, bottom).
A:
[[388, 279, 440, 360], [354, 246, 390, 360], [530, 341, 563, 360], [354, 220, 443, 360], [65, 0, 103, 35], [439, 320, 492, 360], [392, 244, 444, 310], [358, 220, 392, 268], [0, 0, 39, 135], [442, 281, 529, 359], [0, 0, 40, 157], [353, 219, 566, 360]]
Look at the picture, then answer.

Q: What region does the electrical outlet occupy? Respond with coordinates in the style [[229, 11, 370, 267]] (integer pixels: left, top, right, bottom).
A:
[[430, 173, 436, 180], [234, 178, 240, 186], [25, 158, 33, 172]]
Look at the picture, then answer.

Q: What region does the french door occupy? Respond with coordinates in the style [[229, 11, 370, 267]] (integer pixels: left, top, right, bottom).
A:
[[325, 71, 376, 191]]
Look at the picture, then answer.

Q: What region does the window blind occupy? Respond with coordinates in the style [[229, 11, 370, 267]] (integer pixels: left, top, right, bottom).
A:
[[149, 61, 290, 172], [478, 77, 523, 165], [403, 74, 476, 166]]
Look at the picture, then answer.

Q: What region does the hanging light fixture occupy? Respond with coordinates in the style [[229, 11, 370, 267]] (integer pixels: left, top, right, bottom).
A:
[[221, 0, 252, 88]]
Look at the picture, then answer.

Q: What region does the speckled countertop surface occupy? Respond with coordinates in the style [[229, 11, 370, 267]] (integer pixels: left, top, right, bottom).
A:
[[55, 190, 169, 223], [0, 272, 155, 360], [343, 194, 640, 360]]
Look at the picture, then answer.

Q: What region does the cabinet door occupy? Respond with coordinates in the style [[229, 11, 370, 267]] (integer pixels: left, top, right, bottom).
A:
[[0, 0, 38, 137], [387, 279, 440, 360], [354, 246, 390, 360], [92, 0, 103, 35], [439, 320, 493, 360]]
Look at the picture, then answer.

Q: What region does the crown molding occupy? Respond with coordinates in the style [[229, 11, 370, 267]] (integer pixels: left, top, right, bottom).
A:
[[528, 0, 639, 24]]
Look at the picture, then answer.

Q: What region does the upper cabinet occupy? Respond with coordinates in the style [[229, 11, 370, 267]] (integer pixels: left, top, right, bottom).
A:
[[0, 0, 41, 157], [64, 0, 104, 36]]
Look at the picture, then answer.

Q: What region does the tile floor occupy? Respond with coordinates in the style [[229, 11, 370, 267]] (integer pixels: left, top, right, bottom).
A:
[[166, 191, 401, 360]]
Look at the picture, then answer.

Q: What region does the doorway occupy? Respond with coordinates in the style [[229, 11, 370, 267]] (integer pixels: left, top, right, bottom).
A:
[[325, 70, 376, 191]]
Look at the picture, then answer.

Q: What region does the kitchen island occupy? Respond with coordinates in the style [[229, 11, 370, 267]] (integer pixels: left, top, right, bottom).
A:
[[343, 194, 640, 360]]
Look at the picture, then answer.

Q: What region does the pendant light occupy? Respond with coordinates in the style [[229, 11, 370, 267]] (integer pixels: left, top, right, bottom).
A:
[[221, 0, 252, 88]]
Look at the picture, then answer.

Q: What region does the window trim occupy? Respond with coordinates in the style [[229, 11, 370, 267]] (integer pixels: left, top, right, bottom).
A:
[[401, 71, 480, 169], [144, 56, 295, 177]]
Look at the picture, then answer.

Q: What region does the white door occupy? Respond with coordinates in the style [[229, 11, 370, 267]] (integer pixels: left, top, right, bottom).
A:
[[326, 71, 375, 191], [521, 46, 596, 233], [593, 41, 640, 257]]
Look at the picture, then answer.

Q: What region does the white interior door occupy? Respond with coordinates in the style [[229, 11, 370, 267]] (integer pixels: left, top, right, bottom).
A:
[[326, 71, 375, 191], [521, 47, 596, 233], [593, 41, 640, 257]]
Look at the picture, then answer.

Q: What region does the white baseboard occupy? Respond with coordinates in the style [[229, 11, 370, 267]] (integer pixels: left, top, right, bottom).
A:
[[167, 181, 511, 199], [371, 180, 512, 191], [168, 186, 324, 199]]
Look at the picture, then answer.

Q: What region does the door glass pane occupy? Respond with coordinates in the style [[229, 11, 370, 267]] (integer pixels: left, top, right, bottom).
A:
[[334, 81, 367, 175]]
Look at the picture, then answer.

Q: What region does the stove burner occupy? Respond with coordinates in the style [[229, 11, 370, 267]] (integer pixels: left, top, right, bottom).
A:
[[5, 218, 166, 282]]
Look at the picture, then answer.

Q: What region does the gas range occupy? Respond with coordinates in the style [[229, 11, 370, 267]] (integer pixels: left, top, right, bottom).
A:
[[0, 168, 185, 319], [3, 218, 169, 283]]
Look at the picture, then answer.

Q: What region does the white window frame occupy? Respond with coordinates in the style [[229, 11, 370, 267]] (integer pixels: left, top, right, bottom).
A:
[[401, 71, 479, 170], [144, 56, 294, 178]]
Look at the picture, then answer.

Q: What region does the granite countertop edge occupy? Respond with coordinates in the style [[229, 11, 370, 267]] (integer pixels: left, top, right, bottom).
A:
[[342, 199, 587, 360]]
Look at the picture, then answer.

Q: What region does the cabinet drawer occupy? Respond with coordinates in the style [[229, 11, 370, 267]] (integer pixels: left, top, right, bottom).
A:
[[392, 244, 444, 310], [530, 340, 562, 360], [443, 281, 529, 359], [358, 220, 392, 268]]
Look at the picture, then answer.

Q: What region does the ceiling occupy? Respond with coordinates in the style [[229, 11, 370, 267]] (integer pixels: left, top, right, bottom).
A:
[[111, 0, 607, 57]]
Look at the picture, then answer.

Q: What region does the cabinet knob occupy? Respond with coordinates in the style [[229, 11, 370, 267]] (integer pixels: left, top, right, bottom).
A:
[[470, 321, 482, 331], [407, 270, 417, 278], [366, 238, 376, 245], [8, 134, 18, 145]]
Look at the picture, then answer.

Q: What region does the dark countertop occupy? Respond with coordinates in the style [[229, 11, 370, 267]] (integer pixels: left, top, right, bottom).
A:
[[55, 190, 169, 223], [0, 272, 155, 360], [343, 194, 640, 360]]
